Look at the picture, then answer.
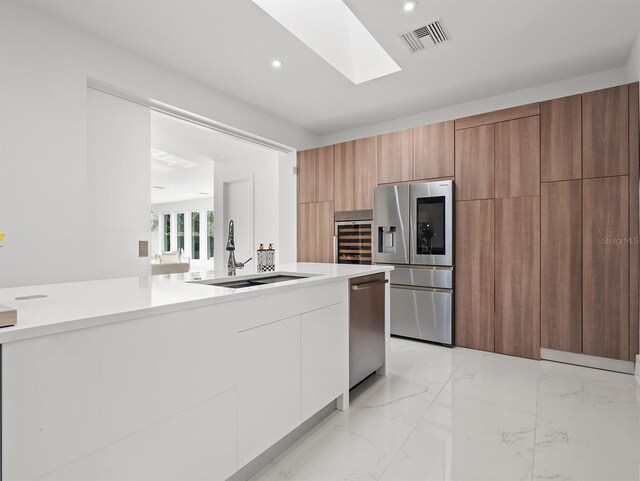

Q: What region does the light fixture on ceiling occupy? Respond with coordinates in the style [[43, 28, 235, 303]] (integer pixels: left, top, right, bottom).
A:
[[271, 59, 282, 68], [403, 0, 418, 12], [250, 0, 401, 84]]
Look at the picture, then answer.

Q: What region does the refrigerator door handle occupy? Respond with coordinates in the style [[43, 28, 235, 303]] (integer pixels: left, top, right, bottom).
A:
[[333, 235, 338, 264]]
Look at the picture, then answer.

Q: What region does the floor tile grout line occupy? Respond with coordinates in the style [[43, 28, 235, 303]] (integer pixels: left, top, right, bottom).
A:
[[374, 363, 462, 481]]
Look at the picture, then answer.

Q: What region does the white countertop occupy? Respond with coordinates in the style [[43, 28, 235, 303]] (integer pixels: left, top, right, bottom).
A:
[[0, 263, 392, 344]]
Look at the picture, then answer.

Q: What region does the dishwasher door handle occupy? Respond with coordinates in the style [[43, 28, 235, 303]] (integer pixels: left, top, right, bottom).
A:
[[351, 279, 389, 291]]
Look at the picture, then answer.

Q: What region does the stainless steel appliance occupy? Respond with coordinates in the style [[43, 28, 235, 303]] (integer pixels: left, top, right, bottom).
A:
[[373, 180, 454, 345], [334, 210, 373, 265], [349, 273, 388, 388]]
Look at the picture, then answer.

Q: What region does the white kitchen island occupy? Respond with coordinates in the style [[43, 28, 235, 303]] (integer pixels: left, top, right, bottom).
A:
[[0, 263, 392, 481]]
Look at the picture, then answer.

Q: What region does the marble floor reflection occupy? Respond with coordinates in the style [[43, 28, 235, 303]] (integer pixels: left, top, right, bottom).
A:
[[251, 338, 640, 481]]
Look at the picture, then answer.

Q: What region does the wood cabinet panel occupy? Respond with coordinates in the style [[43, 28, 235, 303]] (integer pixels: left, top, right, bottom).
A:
[[413, 121, 455, 180], [495, 116, 540, 198], [541, 95, 582, 182], [377, 129, 413, 184], [455, 103, 540, 130], [297, 203, 316, 262], [315, 146, 334, 202], [629, 82, 639, 360], [455, 200, 495, 352], [297, 149, 316, 204], [583, 176, 629, 360], [353, 137, 377, 210], [334, 142, 354, 212], [495, 196, 541, 359], [583, 85, 629, 178], [541, 180, 582, 353], [315, 201, 335, 263], [455, 124, 495, 200]]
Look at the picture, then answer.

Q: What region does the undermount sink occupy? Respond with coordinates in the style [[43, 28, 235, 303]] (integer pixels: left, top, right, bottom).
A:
[[191, 274, 313, 289]]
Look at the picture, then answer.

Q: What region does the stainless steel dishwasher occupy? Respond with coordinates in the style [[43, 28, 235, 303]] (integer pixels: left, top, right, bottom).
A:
[[349, 273, 388, 388]]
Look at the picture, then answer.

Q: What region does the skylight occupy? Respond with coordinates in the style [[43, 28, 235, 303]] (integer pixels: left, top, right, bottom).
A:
[[251, 0, 401, 84]]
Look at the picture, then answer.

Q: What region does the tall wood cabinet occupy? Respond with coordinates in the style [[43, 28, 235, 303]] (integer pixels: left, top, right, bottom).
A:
[[582, 176, 629, 360], [455, 200, 495, 352], [539, 83, 639, 362], [454, 106, 541, 359], [495, 196, 541, 360], [297, 146, 335, 263], [541, 180, 582, 353]]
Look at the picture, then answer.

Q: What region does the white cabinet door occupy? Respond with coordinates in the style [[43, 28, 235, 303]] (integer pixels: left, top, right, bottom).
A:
[[237, 316, 301, 467], [37, 388, 237, 481], [301, 303, 348, 421]]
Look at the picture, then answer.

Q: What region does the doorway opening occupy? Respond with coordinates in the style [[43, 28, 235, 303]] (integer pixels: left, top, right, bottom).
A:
[[148, 110, 282, 276]]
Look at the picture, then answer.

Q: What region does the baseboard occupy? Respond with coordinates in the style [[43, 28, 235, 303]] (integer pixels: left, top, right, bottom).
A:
[[540, 348, 635, 374]]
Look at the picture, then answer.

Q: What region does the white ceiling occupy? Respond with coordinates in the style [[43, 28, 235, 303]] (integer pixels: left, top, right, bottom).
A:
[[23, 0, 640, 135], [150, 111, 268, 204]]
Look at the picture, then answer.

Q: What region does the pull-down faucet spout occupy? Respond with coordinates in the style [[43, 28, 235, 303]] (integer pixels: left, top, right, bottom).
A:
[[226, 220, 252, 276]]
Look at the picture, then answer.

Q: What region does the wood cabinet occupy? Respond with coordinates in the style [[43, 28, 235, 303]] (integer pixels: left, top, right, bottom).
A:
[[353, 137, 377, 210], [495, 116, 540, 198], [315, 146, 334, 202], [582, 176, 629, 360], [413, 121, 454, 180], [297, 146, 334, 204], [629, 83, 639, 360], [297, 149, 316, 204], [583, 85, 629, 178], [297, 203, 316, 262], [333, 138, 376, 211], [455, 200, 495, 352], [541, 95, 582, 182], [297, 202, 334, 263], [541, 180, 582, 353], [495, 196, 540, 359], [455, 124, 495, 200], [315, 201, 335, 263], [377, 129, 413, 184], [334, 142, 354, 212]]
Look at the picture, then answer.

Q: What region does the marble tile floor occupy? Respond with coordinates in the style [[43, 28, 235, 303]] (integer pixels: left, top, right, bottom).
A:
[[251, 337, 640, 481]]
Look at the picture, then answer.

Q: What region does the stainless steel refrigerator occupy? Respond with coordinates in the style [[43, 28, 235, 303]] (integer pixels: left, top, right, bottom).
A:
[[373, 180, 454, 345]]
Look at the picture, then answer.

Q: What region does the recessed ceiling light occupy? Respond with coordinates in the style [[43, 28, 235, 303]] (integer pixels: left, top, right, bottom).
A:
[[272, 59, 282, 68], [403, 0, 418, 12]]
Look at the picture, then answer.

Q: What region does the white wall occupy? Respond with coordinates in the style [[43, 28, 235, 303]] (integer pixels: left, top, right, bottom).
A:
[[319, 67, 635, 146], [151, 197, 214, 271], [214, 152, 281, 273], [0, 1, 316, 288]]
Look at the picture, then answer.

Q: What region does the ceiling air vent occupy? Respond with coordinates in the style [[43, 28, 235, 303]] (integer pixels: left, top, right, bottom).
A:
[[399, 19, 449, 53]]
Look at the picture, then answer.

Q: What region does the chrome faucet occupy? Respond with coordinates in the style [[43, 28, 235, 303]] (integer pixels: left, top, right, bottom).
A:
[[226, 219, 252, 276]]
